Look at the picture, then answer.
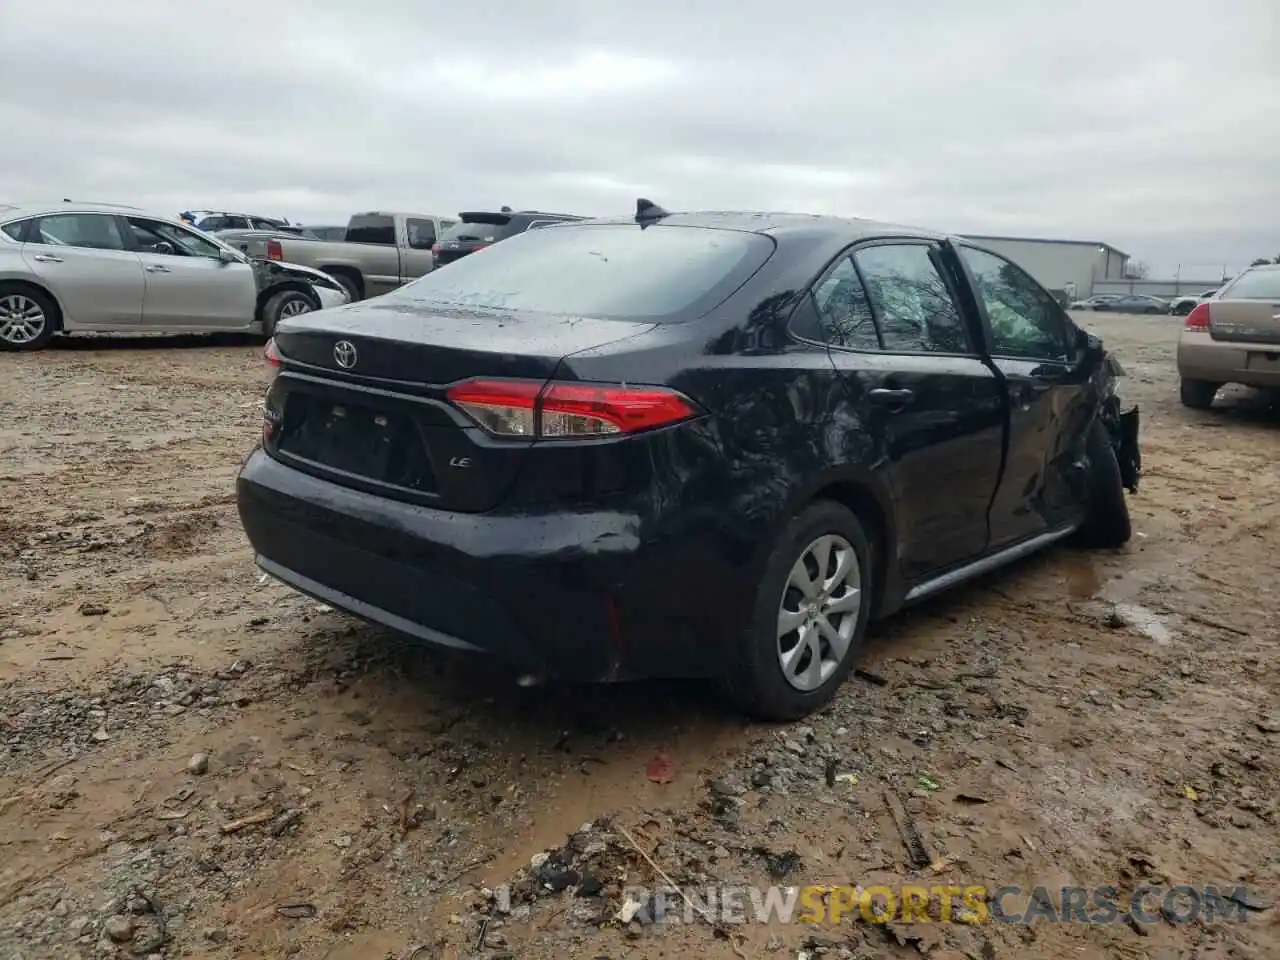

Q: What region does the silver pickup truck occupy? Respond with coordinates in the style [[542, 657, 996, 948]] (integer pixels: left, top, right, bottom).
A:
[[241, 211, 455, 302]]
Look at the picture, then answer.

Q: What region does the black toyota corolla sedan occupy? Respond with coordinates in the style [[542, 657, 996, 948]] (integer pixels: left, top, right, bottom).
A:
[[237, 200, 1140, 720]]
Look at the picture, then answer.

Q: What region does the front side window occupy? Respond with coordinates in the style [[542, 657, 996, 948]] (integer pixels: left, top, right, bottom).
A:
[[31, 214, 128, 251], [391, 223, 774, 322], [127, 217, 224, 258], [959, 246, 1068, 360], [810, 256, 879, 350], [852, 244, 971, 354], [406, 218, 436, 249]]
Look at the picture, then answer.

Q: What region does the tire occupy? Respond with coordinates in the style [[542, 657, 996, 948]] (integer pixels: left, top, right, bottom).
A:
[[1073, 419, 1132, 549], [262, 288, 318, 337], [330, 273, 362, 303], [0, 283, 58, 351], [721, 500, 875, 721], [1179, 378, 1219, 410]]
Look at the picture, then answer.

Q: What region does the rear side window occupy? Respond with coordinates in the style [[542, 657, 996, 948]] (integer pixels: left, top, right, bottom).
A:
[[1222, 269, 1280, 300], [346, 215, 396, 245], [1, 220, 24, 241], [392, 223, 774, 322], [33, 213, 128, 251], [440, 216, 520, 244], [852, 244, 972, 354], [810, 256, 879, 350]]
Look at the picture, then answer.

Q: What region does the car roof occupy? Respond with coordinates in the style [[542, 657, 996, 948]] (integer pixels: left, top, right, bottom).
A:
[[0, 201, 149, 220], [577, 209, 946, 245]]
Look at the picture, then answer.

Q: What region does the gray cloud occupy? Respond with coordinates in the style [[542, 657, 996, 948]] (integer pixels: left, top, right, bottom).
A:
[[1, 0, 1276, 274]]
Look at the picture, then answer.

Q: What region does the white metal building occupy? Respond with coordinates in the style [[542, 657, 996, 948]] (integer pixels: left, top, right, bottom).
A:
[[959, 234, 1130, 301]]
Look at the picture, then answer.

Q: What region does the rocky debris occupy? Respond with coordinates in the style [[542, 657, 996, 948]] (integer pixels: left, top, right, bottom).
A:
[[103, 914, 134, 942], [186, 752, 210, 775], [0, 661, 272, 775]]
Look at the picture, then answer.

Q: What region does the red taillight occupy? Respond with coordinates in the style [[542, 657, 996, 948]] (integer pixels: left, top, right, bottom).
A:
[[265, 239, 283, 261], [1185, 303, 1210, 330], [264, 337, 282, 368], [445, 378, 698, 439]]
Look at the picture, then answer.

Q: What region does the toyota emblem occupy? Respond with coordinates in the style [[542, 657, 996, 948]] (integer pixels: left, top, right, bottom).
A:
[[333, 340, 357, 369]]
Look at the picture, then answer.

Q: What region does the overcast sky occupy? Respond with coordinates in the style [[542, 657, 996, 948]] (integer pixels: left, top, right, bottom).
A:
[[1, 0, 1275, 275]]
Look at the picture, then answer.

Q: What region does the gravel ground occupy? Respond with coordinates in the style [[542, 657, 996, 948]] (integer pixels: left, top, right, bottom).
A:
[[0, 316, 1276, 960]]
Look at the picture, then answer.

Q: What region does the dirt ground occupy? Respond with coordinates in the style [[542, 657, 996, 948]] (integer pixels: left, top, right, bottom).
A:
[[0, 315, 1276, 960]]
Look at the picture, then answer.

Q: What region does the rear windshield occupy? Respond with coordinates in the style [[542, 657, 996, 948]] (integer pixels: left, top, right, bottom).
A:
[[439, 216, 521, 244], [390, 223, 774, 322], [345, 214, 396, 245], [1222, 269, 1280, 300]]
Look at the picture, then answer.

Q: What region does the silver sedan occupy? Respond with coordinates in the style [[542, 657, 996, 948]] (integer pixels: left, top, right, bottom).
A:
[[0, 201, 349, 350]]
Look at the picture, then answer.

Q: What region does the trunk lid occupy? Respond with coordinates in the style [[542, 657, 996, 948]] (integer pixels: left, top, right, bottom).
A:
[[1208, 300, 1280, 344], [265, 301, 656, 513], [274, 299, 650, 382]]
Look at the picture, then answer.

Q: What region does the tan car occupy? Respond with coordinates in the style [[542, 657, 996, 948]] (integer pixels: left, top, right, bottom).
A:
[[1177, 263, 1280, 408]]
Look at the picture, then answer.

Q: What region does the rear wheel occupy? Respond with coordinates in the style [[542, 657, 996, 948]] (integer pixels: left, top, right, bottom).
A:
[[1179, 378, 1220, 410], [262, 288, 317, 337], [0, 284, 58, 351], [1074, 419, 1131, 549], [721, 501, 874, 721]]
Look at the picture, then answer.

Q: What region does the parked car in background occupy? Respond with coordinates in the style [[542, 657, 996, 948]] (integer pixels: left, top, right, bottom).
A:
[[190, 211, 297, 233], [1068, 294, 1124, 310], [237, 200, 1140, 721], [1167, 288, 1220, 316], [432, 208, 589, 267], [1087, 294, 1170, 315], [0, 202, 348, 350], [252, 211, 455, 302], [1177, 264, 1280, 408]]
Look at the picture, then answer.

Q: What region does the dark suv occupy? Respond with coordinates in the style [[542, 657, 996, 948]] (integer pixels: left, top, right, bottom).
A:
[[431, 208, 588, 266], [238, 201, 1140, 721]]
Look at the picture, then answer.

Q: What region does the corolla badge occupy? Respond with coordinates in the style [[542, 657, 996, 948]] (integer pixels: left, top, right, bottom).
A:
[[333, 340, 357, 369]]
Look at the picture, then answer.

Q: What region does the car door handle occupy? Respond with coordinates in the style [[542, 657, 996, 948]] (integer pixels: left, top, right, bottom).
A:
[[31, 254, 64, 263], [868, 387, 915, 405], [145, 264, 171, 273]]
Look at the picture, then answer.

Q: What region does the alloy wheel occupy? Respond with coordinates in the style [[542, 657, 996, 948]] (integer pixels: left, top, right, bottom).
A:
[[776, 533, 862, 691], [0, 294, 47, 345], [279, 297, 313, 319]]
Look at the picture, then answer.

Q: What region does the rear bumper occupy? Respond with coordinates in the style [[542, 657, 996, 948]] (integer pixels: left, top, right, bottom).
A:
[[236, 448, 742, 681], [1177, 332, 1280, 388]]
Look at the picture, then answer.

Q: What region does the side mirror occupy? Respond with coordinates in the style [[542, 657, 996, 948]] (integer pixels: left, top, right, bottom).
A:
[[217, 248, 241, 264]]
